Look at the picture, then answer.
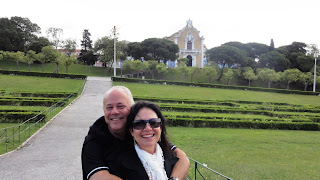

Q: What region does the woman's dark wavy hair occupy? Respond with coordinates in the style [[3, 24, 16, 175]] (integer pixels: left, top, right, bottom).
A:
[[126, 101, 173, 157]]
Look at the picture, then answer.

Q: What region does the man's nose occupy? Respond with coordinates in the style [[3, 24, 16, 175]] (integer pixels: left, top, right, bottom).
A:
[[111, 107, 119, 114]]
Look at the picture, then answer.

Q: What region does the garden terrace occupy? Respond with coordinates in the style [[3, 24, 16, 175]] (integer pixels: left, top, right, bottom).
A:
[[134, 96, 320, 131]]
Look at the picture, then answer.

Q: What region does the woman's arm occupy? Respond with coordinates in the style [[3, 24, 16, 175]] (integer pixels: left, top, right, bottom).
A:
[[170, 148, 190, 180]]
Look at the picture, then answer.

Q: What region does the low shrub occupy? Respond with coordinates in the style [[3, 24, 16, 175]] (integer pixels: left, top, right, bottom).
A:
[[167, 118, 320, 131], [0, 69, 86, 79], [113, 77, 320, 96], [0, 112, 46, 123]]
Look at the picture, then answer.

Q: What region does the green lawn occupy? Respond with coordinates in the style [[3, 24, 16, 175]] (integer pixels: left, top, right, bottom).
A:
[[0, 59, 116, 76], [168, 127, 320, 180], [0, 74, 84, 92], [114, 82, 320, 105], [115, 82, 320, 179], [0, 74, 84, 154]]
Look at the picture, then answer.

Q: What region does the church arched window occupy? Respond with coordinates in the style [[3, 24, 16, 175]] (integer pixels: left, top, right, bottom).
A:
[[187, 41, 192, 50]]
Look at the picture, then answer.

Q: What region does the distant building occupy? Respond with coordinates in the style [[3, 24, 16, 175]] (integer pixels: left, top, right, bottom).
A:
[[166, 19, 207, 68], [57, 49, 81, 57]]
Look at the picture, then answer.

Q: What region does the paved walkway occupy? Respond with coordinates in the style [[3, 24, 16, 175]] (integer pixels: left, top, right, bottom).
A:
[[0, 76, 112, 180]]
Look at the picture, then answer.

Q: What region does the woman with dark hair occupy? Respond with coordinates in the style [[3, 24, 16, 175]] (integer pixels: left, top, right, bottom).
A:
[[108, 101, 179, 180]]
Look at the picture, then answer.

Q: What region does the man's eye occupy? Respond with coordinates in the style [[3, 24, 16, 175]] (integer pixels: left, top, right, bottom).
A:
[[118, 105, 125, 109], [106, 107, 113, 110]]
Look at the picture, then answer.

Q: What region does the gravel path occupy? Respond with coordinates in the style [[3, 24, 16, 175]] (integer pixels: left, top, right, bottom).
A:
[[0, 76, 112, 180]]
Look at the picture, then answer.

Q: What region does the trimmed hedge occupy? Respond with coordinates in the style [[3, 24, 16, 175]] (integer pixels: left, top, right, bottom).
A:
[[0, 69, 87, 79], [113, 77, 320, 96], [0, 99, 64, 106], [164, 115, 314, 123], [0, 112, 46, 123], [167, 118, 320, 131], [10, 91, 77, 98]]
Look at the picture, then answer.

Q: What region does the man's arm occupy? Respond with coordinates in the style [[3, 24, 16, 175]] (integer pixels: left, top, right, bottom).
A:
[[89, 170, 122, 180], [171, 148, 190, 180]]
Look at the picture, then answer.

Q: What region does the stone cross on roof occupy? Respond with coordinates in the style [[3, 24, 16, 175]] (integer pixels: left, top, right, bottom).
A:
[[187, 19, 193, 28]]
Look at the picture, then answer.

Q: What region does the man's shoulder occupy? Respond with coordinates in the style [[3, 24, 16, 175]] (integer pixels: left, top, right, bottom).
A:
[[83, 116, 114, 145]]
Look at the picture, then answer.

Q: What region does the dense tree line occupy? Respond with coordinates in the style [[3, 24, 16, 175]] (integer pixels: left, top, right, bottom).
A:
[[206, 41, 318, 81], [1, 16, 319, 91], [116, 59, 320, 91], [0, 46, 76, 73], [0, 16, 50, 53], [90, 35, 179, 67]]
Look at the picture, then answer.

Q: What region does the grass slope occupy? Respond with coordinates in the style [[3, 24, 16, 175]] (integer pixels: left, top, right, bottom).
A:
[[0, 59, 115, 76], [114, 82, 320, 105], [168, 127, 320, 180], [0, 74, 84, 92]]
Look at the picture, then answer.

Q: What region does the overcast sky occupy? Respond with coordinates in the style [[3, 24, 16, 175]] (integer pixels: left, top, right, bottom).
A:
[[1, 0, 319, 50]]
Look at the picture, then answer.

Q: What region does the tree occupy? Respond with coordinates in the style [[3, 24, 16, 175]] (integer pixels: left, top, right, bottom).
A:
[[277, 42, 308, 70], [223, 42, 250, 56], [61, 54, 77, 73], [36, 52, 46, 72], [147, 60, 158, 79], [258, 51, 291, 72], [299, 72, 313, 91], [246, 42, 270, 59], [224, 41, 270, 59], [94, 36, 114, 66], [224, 68, 234, 85], [167, 68, 178, 81], [257, 68, 280, 88], [295, 54, 314, 72], [94, 36, 126, 68], [7, 51, 25, 70], [24, 50, 37, 71], [81, 29, 92, 51], [46, 27, 63, 49], [203, 65, 217, 83], [178, 66, 190, 82], [177, 58, 189, 66], [0, 50, 4, 60], [156, 63, 167, 80], [281, 68, 301, 89], [141, 38, 179, 63], [81, 51, 97, 66], [41, 46, 60, 72], [126, 42, 144, 60], [282, 42, 307, 54], [117, 40, 129, 62], [269, 39, 275, 51], [189, 67, 200, 82], [0, 17, 41, 52], [243, 67, 257, 86], [306, 44, 319, 56], [63, 38, 77, 57], [130, 60, 145, 78], [10, 16, 41, 52], [206, 45, 247, 81], [0, 17, 21, 51], [55, 53, 67, 73], [28, 36, 51, 53], [122, 60, 133, 77]]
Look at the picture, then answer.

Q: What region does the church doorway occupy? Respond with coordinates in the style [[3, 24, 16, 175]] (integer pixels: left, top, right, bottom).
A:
[[186, 55, 192, 66]]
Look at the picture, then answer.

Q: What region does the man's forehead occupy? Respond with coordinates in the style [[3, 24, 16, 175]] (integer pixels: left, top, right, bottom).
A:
[[106, 102, 127, 106]]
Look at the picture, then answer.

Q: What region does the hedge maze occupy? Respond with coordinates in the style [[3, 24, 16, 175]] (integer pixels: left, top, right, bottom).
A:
[[134, 96, 320, 131], [0, 90, 76, 123]]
